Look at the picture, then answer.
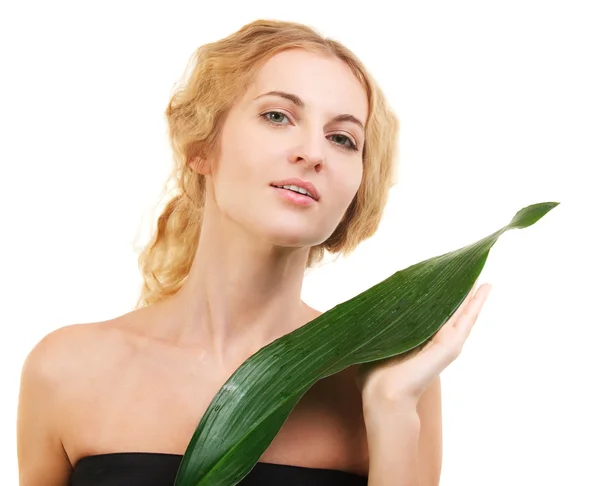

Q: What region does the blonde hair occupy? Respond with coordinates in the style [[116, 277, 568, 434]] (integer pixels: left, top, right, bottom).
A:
[[136, 19, 400, 309]]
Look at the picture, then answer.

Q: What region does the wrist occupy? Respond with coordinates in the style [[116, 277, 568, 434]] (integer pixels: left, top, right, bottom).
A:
[[362, 384, 419, 413], [362, 390, 420, 431]]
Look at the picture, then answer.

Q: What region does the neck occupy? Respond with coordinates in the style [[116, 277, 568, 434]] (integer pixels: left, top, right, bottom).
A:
[[161, 205, 314, 371]]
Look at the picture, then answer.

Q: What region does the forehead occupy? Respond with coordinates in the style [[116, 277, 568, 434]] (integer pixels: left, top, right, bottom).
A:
[[244, 49, 368, 124]]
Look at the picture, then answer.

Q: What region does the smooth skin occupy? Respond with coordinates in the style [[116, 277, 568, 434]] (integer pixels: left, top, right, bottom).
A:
[[16, 48, 486, 486]]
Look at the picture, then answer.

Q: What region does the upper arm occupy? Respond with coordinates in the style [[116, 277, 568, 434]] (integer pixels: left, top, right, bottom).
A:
[[416, 376, 443, 486], [17, 327, 76, 486]]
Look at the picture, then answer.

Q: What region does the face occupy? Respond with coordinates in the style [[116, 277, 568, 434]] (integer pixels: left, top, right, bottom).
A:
[[199, 48, 368, 250]]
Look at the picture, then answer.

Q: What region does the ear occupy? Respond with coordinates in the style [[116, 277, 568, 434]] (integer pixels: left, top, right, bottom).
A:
[[189, 155, 211, 175]]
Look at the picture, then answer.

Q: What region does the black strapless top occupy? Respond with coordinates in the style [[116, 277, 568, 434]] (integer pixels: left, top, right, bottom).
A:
[[70, 452, 369, 486]]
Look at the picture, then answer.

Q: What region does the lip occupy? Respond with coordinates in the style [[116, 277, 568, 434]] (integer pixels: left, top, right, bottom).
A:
[[269, 178, 320, 201], [272, 186, 316, 206]]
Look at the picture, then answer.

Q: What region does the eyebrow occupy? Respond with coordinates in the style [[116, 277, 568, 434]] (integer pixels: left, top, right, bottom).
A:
[[253, 90, 365, 132]]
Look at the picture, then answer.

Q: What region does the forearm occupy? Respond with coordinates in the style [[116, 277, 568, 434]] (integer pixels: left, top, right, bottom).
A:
[[364, 399, 421, 486]]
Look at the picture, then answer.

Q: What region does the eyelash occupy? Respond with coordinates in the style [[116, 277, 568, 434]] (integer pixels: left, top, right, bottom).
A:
[[259, 110, 359, 152]]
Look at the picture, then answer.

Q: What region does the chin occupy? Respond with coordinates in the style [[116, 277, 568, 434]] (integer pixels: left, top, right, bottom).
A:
[[261, 222, 325, 248], [269, 232, 319, 248]]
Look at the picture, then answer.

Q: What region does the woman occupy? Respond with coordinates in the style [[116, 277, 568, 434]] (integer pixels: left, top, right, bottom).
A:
[[17, 19, 491, 486]]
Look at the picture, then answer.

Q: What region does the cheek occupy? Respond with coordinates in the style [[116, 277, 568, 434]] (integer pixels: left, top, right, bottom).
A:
[[326, 171, 362, 223], [210, 148, 266, 215], [340, 165, 363, 206], [352, 167, 364, 195], [215, 134, 259, 187]]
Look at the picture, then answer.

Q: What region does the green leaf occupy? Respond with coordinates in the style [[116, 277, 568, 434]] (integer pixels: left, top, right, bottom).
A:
[[174, 201, 559, 486]]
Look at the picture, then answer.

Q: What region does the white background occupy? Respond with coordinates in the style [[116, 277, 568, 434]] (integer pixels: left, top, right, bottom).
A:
[[1, 1, 598, 484]]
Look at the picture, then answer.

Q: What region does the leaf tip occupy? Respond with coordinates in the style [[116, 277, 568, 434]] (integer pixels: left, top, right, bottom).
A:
[[507, 201, 560, 230]]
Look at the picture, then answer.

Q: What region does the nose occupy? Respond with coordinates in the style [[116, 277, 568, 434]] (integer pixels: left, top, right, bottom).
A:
[[288, 130, 325, 172]]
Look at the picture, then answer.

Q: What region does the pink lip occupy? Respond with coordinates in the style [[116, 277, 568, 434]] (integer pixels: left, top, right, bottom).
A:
[[272, 186, 316, 206], [270, 178, 320, 201]]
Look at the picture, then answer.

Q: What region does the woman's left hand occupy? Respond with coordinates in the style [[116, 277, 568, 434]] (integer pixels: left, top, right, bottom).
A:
[[355, 281, 493, 408]]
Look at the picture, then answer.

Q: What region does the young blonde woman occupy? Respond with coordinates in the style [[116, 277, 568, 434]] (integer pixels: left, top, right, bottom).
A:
[[17, 19, 491, 486]]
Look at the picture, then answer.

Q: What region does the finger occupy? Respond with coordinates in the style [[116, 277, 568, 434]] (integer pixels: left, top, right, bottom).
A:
[[446, 281, 479, 327], [474, 283, 492, 304], [455, 284, 491, 335]]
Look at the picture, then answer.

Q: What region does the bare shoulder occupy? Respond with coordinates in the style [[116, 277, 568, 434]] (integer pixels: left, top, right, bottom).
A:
[[25, 322, 103, 363], [23, 319, 133, 384], [20, 311, 153, 421], [17, 318, 135, 485]]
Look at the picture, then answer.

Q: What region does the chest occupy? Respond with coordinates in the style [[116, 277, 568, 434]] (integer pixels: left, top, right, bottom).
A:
[[62, 360, 370, 477]]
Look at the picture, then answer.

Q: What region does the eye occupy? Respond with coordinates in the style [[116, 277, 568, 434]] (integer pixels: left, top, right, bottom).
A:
[[260, 111, 360, 152], [328, 133, 359, 152], [260, 110, 291, 125]]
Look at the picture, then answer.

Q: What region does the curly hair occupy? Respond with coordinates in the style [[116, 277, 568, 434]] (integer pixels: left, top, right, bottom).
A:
[[135, 19, 400, 309]]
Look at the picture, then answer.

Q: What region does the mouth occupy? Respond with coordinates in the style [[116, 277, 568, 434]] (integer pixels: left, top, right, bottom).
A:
[[269, 179, 320, 201], [271, 184, 316, 200], [270, 185, 317, 206]]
